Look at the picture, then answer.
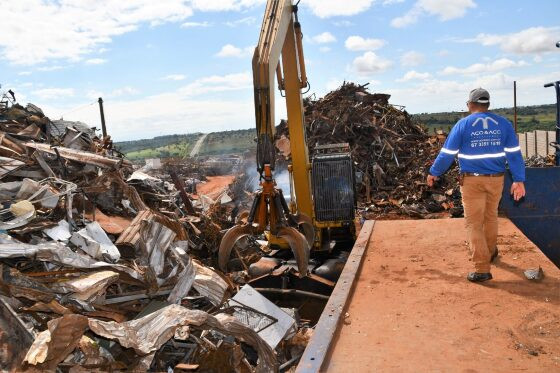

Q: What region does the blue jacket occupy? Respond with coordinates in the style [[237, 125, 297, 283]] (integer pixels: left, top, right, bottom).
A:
[[429, 112, 525, 182]]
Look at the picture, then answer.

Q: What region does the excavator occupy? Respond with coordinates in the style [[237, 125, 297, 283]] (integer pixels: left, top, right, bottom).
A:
[[218, 0, 356, 276]]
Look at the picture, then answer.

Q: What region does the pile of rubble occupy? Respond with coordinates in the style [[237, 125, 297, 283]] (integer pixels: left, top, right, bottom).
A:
[[525, 154, 556, 167], [276, 82, 463, 219], [0, 99, 306, 372]]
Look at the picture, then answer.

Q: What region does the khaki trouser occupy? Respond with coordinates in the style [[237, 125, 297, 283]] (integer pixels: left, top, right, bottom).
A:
[[460, 175, 504, 273]]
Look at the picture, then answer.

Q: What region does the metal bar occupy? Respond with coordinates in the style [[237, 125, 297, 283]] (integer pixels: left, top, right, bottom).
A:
[[98, 97, 107, 139], [544, 80, 560, 165], [102, 289, 172, 304], [253, 288, 329, 301], [169, 170, 196, 214], [513, 80, 518, 132], [295, 220, 376, 373]]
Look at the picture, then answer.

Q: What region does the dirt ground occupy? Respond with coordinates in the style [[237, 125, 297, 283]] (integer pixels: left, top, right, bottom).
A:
[[194, 175, 235, 200], [324, 218, 560, 373]]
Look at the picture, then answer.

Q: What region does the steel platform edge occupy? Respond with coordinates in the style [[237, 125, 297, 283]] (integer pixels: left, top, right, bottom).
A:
[[295, 220, 376, 373]]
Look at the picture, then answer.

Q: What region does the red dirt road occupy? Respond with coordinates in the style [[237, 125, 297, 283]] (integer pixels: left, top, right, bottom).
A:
[[324, 218, 560, 372], [194, 175, 235, 200]]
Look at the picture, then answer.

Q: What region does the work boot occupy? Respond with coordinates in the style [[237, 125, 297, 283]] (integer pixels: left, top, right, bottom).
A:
[[491, 247, 499, 263], [467, 272, 492, 282]]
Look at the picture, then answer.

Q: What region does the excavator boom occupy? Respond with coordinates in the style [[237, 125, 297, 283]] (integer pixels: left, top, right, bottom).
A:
[[219, 0, 356, 276]]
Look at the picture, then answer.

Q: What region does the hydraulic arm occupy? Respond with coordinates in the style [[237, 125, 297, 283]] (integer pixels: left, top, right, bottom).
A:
[[218, 0, 314, 276]]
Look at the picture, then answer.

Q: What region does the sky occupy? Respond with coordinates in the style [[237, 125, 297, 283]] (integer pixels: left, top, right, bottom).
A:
[[1, 0, 559, 141]]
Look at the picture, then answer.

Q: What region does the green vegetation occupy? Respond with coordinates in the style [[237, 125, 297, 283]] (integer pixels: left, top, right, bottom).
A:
[[115, 104, 557, 161], [413, 104, 557, 133], [199, 129, 256, 155], [116, 133, 202, 160], [115, 129, 256, 160]]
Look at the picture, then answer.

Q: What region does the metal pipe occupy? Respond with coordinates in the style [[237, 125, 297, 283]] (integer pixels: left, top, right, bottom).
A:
[[293, 9, 308, 89], [98, 97, 107, 138], [280, 353, 303, 372], [544, 81, 560, 166], [253, 288, 330, 301], [513, 81, 518, 132]]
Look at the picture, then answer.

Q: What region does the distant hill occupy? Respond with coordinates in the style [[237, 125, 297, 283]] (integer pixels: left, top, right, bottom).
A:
[[115, 129, 256, 161], [116, 104, 557, 161], [414, 104, 556, 133]]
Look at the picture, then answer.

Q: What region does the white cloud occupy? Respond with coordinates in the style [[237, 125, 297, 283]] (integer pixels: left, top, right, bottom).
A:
[[304, 0, 375, 18], [383, 0, 405, 5], [326, 78, 344, 91], [190, 0, 265, 12], [37, 65, 64, 72], [319, 46, 332, 53], [400, 51, 425, 66], [0, 1, 265, 66], [40, 72, 255, 141], [437, 49, 450, 57], [385, 70, 560, 113], [181, 21, 211, 28], [178, 72, 252, 96], [85, 58, 107, 65], [0, 1, 195, 65], [18, 71, 32, 76], [333, 20, 354, 27], [351, 52, 393, 75], [32, 88, 75, 100], [397, 70, 432, 82], [162, 74, 187, 81], [463, 27, 560, 55], [392, 0, 476, 28], [224, 16, 256, 27], [312, 32, 337, 44], [345, 36, 386, 51], [109, 86, 140, 97], [215, 44, 253, 58], [441, 58, 528, 75], [87, 86, 140, 100]]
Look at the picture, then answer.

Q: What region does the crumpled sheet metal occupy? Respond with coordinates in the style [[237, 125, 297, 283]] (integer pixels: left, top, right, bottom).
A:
[[70, 221, 121, 263], [116, 209, 188, 250], [24, 314, 89, 370], [88, 304, 277, 372], [23, 141, 132, 169], [167, 253, 195, 304], [1, 264, 56, 303], [86, 171, 148, 211], [192, 261, 230, 306], [0, 236, 143, 282], [139, 219, 176, 277], [43, 219, 72, 241], [51, 270, 119, 302]]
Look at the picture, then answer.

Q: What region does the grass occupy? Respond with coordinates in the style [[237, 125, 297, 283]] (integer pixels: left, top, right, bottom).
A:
[[117, 129, 256, 160], [414, 104, 557, 133]]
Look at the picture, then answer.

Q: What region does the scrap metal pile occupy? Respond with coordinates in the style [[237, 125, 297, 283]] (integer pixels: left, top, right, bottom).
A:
[[0, 100, 305, 372], [525, 154, 556, 167], [275, 82, 463, 219]]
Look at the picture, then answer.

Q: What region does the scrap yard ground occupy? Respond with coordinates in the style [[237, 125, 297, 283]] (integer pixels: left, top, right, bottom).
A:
[[324, 218, 560, 372]]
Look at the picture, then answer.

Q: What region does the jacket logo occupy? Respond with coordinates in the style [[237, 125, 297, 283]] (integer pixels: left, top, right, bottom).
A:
[[472, 116, 498, 130]]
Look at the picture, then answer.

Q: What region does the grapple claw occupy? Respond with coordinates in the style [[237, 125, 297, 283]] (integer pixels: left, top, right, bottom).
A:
[[218, 224, 253, 271], [293, 213, 314, 247], [277, 226, 310, 277]]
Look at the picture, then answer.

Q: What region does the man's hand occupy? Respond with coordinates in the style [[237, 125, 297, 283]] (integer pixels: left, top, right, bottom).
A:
[[510, 182, 526, 201], [426, 174, 439, 187]]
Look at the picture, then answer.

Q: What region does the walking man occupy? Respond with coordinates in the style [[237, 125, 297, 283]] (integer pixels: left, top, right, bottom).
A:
[[427, 88, 526, 282]]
